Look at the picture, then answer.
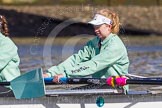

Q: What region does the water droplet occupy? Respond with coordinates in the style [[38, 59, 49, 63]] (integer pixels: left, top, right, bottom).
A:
[[96, 97, 104, 107]]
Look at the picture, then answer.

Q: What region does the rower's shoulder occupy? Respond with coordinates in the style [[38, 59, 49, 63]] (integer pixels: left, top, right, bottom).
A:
[[0, 34, 17, 49]]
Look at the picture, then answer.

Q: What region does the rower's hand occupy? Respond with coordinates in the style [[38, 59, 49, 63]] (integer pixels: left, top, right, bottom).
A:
[[53, 74, 64, 83]]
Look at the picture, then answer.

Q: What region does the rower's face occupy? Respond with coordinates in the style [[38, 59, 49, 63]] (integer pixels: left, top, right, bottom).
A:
[[94, 24, 111, 40]]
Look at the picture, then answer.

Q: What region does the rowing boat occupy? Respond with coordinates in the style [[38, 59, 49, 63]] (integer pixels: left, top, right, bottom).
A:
[[1, 84, 162, 108], [1, 68, 162, 108]]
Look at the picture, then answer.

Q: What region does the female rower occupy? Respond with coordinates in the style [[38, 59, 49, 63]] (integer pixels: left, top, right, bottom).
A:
[[0, 15, 20, 82], [43, 9, 129, 91]]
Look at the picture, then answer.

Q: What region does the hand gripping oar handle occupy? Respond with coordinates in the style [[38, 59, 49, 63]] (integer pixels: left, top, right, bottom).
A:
[[44, 77, 68, 84]]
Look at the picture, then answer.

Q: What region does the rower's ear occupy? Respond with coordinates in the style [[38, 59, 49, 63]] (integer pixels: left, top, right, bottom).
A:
[[105, 24, 112, 31]]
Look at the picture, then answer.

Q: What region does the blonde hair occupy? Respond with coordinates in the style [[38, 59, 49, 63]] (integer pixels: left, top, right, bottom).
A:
[[0, 15, 9, 36], [97, 9, 120, 34]]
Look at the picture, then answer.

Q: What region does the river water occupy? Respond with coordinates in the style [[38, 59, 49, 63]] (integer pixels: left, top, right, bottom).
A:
[[16, 37, 162, 78]]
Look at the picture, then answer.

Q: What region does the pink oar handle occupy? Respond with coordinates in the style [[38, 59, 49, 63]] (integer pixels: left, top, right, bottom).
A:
[[106, 77, 127, 86]]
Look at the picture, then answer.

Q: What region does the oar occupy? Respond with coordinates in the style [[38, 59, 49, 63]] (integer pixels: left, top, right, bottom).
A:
[[44, 77, 162, 86], [44, 77, 107, 84], [0, 68, 45, 99]]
